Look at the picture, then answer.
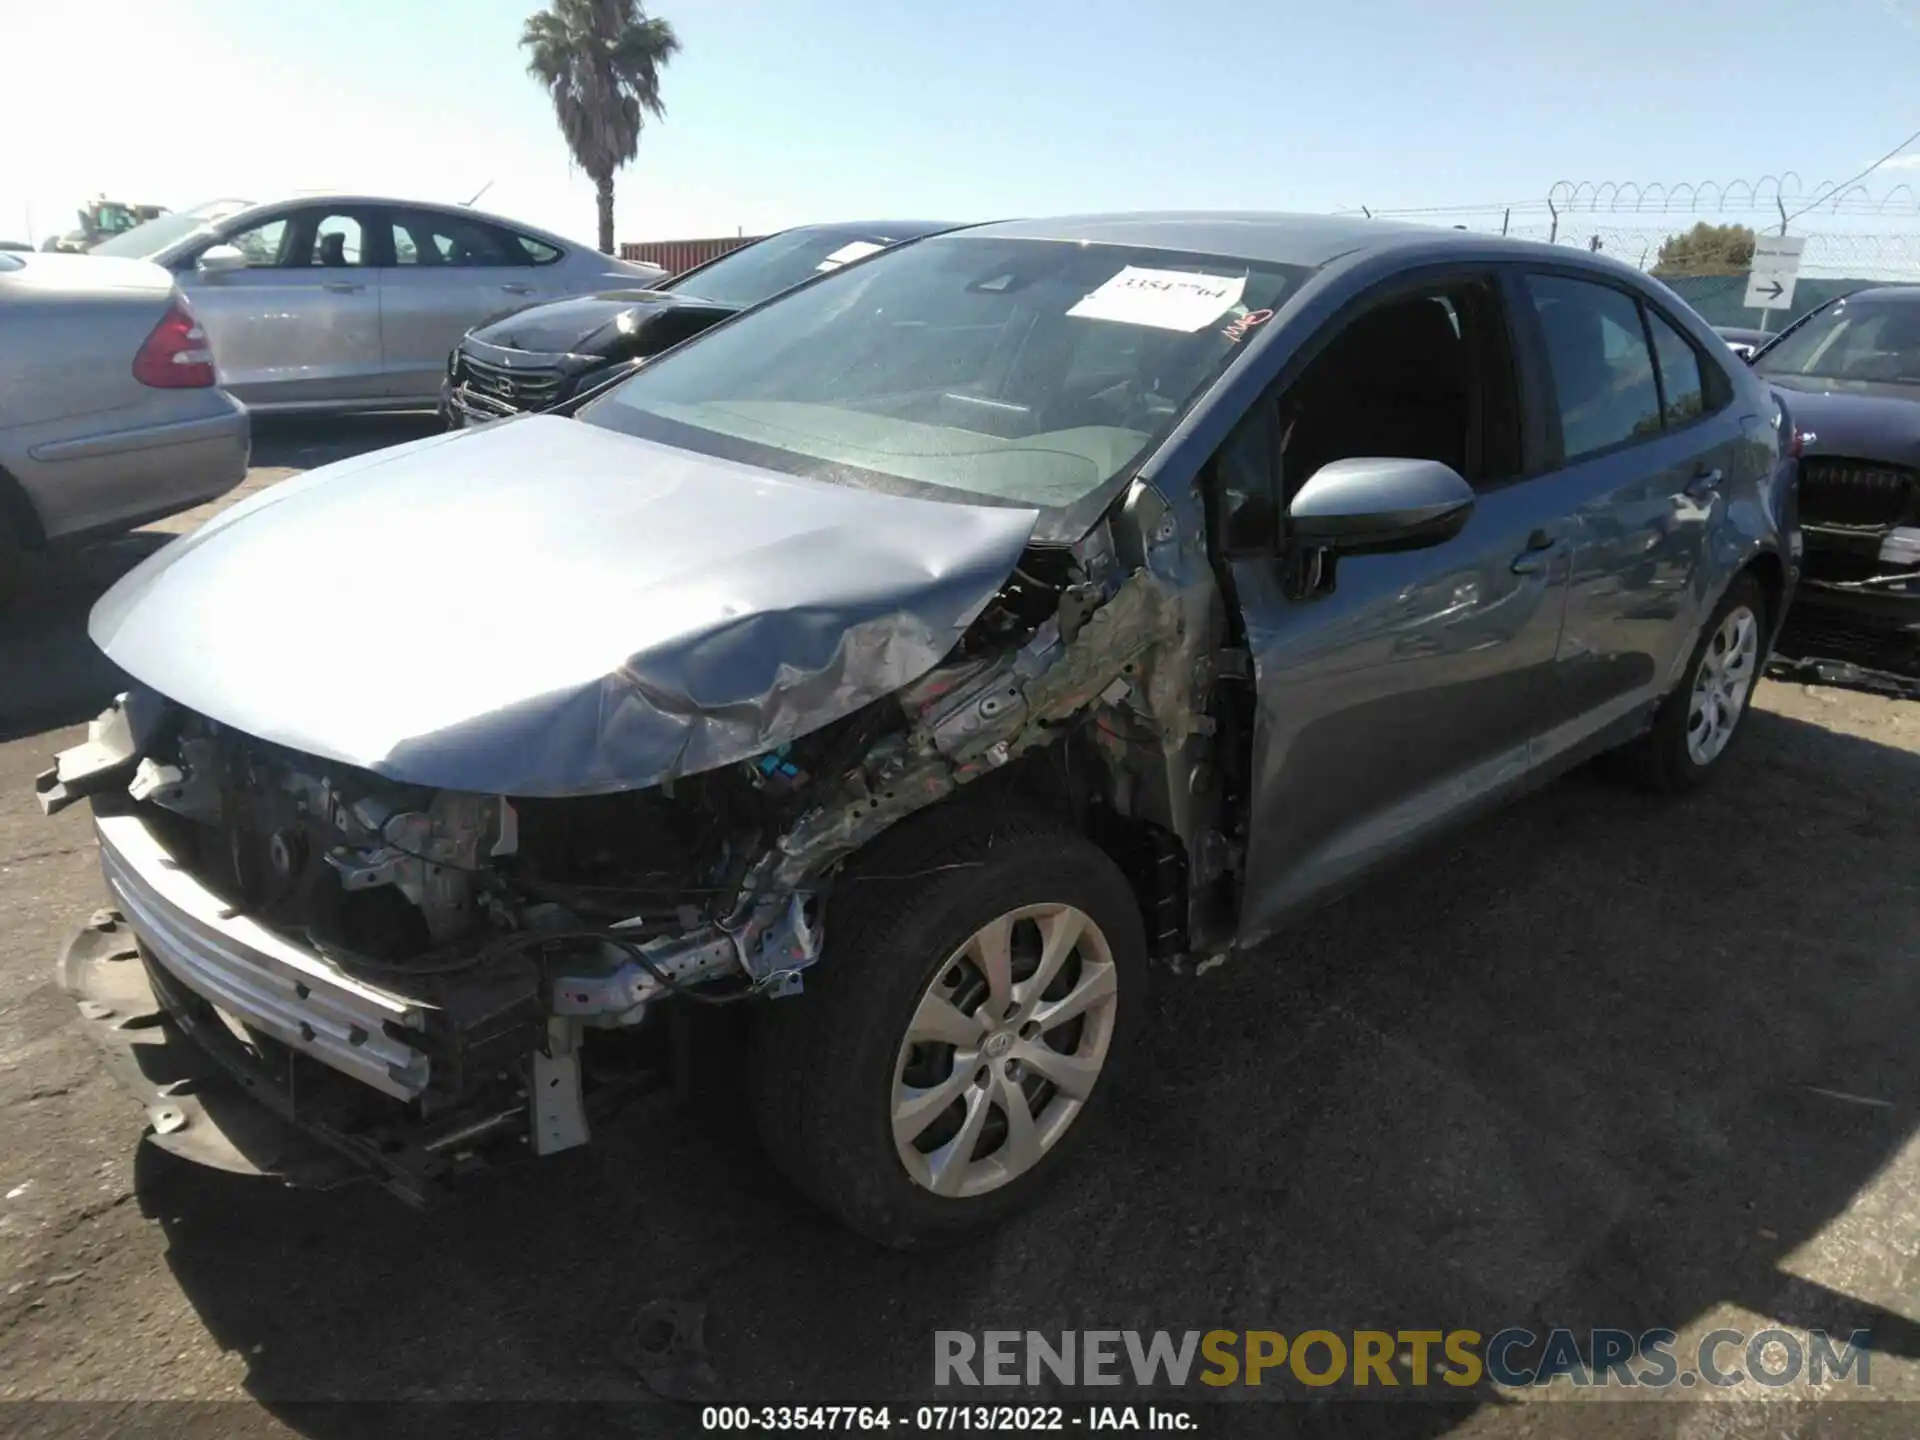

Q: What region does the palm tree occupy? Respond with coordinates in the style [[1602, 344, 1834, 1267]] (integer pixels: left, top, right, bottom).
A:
[[521, 0, 680, 255]]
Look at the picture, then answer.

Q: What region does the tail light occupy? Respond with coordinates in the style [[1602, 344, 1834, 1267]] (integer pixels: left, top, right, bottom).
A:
[[132, 301, 216, 387]]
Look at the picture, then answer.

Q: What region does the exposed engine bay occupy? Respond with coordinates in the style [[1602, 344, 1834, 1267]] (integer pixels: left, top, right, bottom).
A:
[[41, 524, 1226, 1202]]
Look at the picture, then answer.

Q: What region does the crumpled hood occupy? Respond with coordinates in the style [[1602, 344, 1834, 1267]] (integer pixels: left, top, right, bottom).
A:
[[89, 415, 1039, 797], [1765, 377, 1920, 469]]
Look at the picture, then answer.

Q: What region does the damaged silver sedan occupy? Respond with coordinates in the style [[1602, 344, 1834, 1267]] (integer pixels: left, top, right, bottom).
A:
[[41, 214, 1797, 1247]]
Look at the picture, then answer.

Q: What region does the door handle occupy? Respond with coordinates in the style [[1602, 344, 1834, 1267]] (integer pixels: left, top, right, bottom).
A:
[[1684, 466, 1723, 499], [499, 283, 535, 295], [1510, 528, 1561, 575], [322, 280, 364, 293]]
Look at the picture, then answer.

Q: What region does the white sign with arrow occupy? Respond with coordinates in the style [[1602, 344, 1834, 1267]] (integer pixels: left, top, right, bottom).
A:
[[1743, 235, 1806, 313]]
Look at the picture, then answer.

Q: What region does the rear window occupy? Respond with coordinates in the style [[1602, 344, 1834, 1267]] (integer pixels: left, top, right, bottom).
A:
[[516, 234, 563, 265]]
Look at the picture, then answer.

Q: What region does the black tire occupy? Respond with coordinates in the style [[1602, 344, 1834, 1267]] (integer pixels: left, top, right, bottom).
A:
[[748, 803, 1148, 1249], [1609, 572, 1770, 793]]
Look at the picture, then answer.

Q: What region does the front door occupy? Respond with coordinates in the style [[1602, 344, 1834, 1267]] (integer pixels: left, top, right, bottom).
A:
[[1219, 274, 1576, 939], [1512, 272, 1735, 764], [180, 206, 382, 409], [377, 208, 553, 402]]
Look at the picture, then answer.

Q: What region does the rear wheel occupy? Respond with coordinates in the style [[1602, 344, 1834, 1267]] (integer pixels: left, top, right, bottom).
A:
[[748, 806, 1147, 1249], [1610, 573, 1767, 792]]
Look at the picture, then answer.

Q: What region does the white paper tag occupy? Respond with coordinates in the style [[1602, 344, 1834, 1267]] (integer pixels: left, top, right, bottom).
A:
[[815, 240, 887, 272], [1067, 266, 1248, 332]]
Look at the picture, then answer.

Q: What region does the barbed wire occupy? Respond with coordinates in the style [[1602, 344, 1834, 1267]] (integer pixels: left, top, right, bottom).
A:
[[1330, 175, 1920, 283], [1335, 176, 1920, 223], [1490, 222, 1920, 282]]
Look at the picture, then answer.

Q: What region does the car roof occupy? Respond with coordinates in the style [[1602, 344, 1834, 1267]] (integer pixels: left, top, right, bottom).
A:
[[224, 195, 580, 246], [960, 210, 1635, 272], [1832, 285, 1920, 305], [787, 219, 958, 238]]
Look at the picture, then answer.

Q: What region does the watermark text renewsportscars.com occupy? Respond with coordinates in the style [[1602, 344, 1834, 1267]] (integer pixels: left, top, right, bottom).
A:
[[934, 1328, 1875, 1390]]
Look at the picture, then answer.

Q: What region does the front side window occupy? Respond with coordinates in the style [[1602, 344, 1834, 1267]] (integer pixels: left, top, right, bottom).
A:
[[1282, 281, 1516, 497], [585, 236, 1307, 511], [1755, 297, 1920, 387], [310, 213, 366, 267], [225, 217, 290, 266], [1525, 274, 1661, 460]]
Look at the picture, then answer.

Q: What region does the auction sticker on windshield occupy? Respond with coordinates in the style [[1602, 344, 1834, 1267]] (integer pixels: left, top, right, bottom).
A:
[[1068, 266, 1248, 332], [817, 240, 888, 271]]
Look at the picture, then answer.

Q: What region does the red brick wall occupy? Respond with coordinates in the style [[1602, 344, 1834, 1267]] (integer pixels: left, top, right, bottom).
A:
[[619, 235, 765, 276]]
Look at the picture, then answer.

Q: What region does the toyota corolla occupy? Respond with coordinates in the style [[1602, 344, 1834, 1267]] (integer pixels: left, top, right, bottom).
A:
[[41, 213, 1796, 1247]]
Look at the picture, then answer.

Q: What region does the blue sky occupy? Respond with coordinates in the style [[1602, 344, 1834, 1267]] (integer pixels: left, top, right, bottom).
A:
[[5, 0, 1918, 249]]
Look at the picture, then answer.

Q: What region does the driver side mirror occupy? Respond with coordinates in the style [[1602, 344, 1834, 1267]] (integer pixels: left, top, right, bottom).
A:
[[1287, 456, 1475, 556], [196, 244, 249, 275]]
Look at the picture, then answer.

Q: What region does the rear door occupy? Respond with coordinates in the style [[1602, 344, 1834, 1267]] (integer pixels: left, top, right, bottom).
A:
[[177, 205, 383, 408], [1220, 269, 1577, 936], [377, 208, 553, 400], [1510, 270, 1742, 766]]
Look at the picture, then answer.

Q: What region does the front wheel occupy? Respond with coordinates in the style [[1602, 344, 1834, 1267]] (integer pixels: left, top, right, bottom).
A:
[[1610, 573, 1768, 792], [748, 806, 1147, 1249]]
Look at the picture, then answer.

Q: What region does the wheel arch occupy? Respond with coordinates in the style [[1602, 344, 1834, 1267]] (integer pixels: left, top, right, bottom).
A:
[[835, 734, 1190, 962], [1741, 548, 1786, 639], [0, 462, 49, 552]]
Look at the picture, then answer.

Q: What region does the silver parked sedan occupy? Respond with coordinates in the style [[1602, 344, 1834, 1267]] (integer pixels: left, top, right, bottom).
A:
[[88, 196, 667, 413], [0, 251, 248, 601]]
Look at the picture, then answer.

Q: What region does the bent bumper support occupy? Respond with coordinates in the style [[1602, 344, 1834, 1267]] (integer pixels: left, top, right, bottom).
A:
[[59, 913, 379, 1193], [59, 914, 558, 1205]]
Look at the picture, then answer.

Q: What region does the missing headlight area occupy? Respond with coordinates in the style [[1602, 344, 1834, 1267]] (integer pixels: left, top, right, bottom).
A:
[[39, 544, 1197, 1201]]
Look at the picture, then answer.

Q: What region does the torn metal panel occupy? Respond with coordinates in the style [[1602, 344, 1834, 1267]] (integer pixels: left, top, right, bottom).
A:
[[34, 685, 169, 815], [87, 415, 1040, 798], [766, 568, 1185, 891]]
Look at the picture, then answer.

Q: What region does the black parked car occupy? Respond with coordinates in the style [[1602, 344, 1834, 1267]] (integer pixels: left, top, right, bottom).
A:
[[1751, 286, 1920, 678], [1713, 325, 1773, 362], [442, 220, 956, 424]]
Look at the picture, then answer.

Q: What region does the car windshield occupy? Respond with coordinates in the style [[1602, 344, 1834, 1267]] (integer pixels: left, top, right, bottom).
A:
[[90, 199, 254, 259], [585, 235, 1306, 511], [661, 227, 922, 309], [1755, 297, 1920, 386]]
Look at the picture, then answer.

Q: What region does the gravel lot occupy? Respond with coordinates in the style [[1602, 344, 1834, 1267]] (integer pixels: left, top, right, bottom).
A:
[[2, 419, 1919, 1438]]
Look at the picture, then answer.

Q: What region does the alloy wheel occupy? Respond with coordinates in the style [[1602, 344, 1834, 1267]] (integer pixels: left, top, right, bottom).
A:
[[1687, 604, 1759, 766], [891, 904, 1120, 1199]]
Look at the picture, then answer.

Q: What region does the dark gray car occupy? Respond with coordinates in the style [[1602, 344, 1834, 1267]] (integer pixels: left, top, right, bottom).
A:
[[40, 212, 1797, 1246]]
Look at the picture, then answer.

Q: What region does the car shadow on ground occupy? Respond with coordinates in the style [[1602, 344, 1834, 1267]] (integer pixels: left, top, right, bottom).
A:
[[124, 704, 1920, 1435], [247, 410, 441, 472], [0, 414, 441, 745]]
